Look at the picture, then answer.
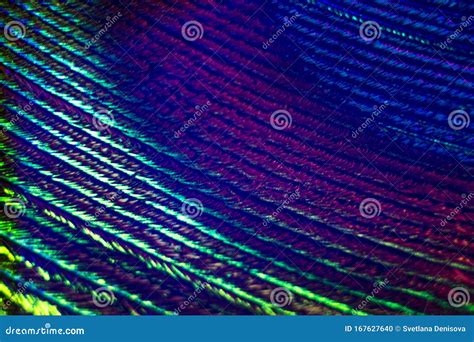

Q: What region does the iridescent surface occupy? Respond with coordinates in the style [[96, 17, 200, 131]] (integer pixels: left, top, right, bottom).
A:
[[0, 0, 473, 315]]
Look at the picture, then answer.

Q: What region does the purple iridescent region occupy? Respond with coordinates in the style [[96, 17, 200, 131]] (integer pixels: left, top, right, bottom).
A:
[[0, 0, 472, 315]]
